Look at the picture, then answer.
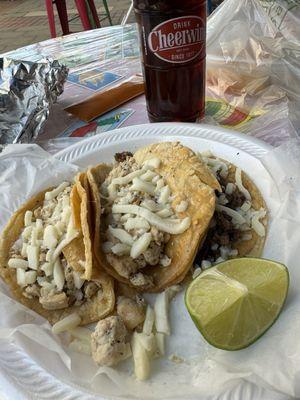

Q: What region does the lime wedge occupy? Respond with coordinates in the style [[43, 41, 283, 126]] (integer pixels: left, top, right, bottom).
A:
[[185, 258, 289, 350]]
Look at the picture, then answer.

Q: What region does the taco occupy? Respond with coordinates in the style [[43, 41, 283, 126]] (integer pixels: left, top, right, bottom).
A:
[[87, 142, 220, 292], [0, 176, 115, 325], [196, 152, 268, 268]]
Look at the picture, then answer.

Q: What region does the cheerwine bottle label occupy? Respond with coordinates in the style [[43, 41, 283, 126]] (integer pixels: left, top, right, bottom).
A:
[[147, 16, 205, 64]]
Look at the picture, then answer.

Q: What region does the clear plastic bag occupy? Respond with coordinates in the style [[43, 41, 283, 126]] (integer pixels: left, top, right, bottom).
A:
[[206, 0, 300, 145]]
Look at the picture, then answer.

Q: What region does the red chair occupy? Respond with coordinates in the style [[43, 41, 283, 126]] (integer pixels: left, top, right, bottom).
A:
[[45, 0, 101, 38]]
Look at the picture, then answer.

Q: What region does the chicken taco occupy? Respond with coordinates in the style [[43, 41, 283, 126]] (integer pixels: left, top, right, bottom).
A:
[[0, 176, 115, 325], [87, 142, 220, 292], [195, 152, 268, 269]]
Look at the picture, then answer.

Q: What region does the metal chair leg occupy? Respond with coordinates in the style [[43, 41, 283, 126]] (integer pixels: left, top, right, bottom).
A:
[[87, 0, 101, 28], [45, 0, 57, 38], [74, 0, 93, 30], [102, 0, 113, 25], [121, 1, 133, 26], [55, 0, 70, 35]]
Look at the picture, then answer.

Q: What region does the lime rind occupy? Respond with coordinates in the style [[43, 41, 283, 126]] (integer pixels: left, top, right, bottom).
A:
[[185, 258, 289, 351]]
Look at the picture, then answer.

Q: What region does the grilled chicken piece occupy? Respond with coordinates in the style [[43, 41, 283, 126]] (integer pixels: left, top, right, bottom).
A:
[[91, 316, 131, 367]]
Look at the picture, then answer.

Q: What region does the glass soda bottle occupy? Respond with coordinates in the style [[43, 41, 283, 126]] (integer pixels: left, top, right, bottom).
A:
[[133, 0, 207, 122]]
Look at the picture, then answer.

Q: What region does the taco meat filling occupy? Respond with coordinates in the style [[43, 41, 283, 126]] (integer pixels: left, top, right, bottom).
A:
[[7, 183, 102, 310], [196, 152, 267, 270], [100, 153, 191, 288]]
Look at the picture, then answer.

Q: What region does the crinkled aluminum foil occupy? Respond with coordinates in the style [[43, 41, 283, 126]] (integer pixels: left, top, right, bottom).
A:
[[0, 57, 68, 145]]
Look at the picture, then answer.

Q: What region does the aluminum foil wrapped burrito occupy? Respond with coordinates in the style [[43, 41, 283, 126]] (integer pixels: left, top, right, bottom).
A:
[[0, 57, 68, 145]]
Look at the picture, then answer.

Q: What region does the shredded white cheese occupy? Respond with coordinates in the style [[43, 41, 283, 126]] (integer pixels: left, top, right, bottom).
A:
[[108, 226, 134, 246], [130, 177, 156, 195], [112, 204, 191, 235], [24, 210, 33, 227], [111, 243, 131, 256], [45, 182, 69, 201], [8, 258, 29, 269], [112, 169, 144, 186], [235, 168, 251, 201], [216, 204, 246, 225], [130, 233, 152, 259], [143, 157, 161, 170]]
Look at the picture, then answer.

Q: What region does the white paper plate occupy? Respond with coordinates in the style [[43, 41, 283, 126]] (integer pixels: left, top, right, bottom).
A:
[[0, 123, 290, 400]]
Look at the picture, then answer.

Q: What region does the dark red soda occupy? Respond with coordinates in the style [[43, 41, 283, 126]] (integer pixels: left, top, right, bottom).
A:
[[133, 0, 207, 122]]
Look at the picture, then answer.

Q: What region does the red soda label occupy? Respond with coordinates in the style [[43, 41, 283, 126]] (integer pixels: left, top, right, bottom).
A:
[[148, 16, 205, 64]]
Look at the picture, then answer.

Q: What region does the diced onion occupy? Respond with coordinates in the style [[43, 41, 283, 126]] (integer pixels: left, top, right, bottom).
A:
[[225, 183, 235, 195], [175, 200, 188, 213], [143, 157, 161, 170], [46, 249, 54, 262], [155, 333, 165, 356], [201, 260, 212, 269], [17, 268, 26, 287], [152, 175, 160, 184], [220, 246, 230, 259], [45, 182, 69, 201], [41, 262, 53, 277], [35, 218, 43, 231], [124, 217, 150, 231], [52, 312, 81, 334], [203, 157, 228, 178], [21, 243, 27, 257], [241, 201, 252, 212], [24, 210, 33, 227], [69, 339, 91, 356], [8, 258, 28, 269], [156, 179, 164, 190], [137, 333, 157, 354], [70, 327, 92, 342], [27, 245, 39, 270], [108, 226, 134, 246], [143, 305, 155, 335], [131, 331, 151, 381], [235, 168, 251, 201], [130, 233, 152, 259], [154, 291, 170, 335], [130, 178, 156, 195], [160, 255, 171, 267], [22, 226, 33, 241], [112, 169, 144, 185], [229, 249, 239, 256], [251, 213, 266, 237], [43, 225, 58, 249], [24, 271, 37, 285], [73, 271, 85, 289], [193, 268, 202, 279], [215, 257, 225, 264], [111, 243, 131, 256], [53, 259, 65, 291], [242, 233, 253, 241], [112, 204, 191, 235], [217, 194, 229, 205], [157, 185, 170, 204], [30, 227, 38, 246], [216, 205, 246, 225]]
